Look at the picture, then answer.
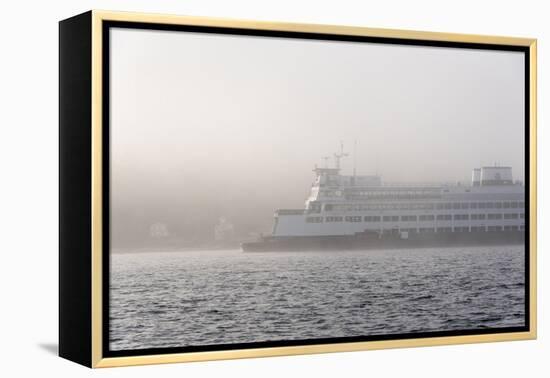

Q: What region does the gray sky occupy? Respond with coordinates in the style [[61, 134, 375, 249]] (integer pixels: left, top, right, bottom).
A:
[[110, 27, 525, 246]]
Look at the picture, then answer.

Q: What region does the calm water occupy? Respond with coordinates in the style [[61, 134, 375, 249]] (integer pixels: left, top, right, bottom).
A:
[[110, 246, 525, 351]]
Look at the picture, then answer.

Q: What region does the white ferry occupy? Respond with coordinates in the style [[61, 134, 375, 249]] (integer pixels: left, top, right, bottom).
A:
[[242, 146, 525, 252]]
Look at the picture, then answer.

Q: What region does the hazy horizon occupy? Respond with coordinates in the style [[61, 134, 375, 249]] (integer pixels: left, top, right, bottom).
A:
[[109, 27, 525, 249]]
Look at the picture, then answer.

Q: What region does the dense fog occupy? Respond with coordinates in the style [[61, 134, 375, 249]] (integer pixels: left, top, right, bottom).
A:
[[109, 28, 525, 249]]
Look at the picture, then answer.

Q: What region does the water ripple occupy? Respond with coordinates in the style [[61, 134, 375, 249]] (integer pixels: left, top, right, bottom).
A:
[[110, 246, 525, 350]]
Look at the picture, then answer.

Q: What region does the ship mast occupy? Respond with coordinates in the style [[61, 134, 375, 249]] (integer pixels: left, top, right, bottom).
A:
[[353, 139, 357, 179], [333, 141, 348, 170]]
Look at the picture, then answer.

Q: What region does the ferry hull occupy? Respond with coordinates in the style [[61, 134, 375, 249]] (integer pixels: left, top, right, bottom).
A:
[[241, 231, 525, 252]]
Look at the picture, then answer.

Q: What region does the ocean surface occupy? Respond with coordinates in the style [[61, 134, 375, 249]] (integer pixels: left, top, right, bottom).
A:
[[109, 246, 525, 351]]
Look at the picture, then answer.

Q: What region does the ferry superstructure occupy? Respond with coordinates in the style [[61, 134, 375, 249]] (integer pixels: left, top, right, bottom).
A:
[[242, 147, 525, 252]]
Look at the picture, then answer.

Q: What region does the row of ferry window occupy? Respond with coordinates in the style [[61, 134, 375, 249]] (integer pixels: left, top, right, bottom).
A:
[[305, 224, 524, 232], [397, 225, 524, 232], [304, 221, 525, 232], [320, 190, 440, 197], [308, 213, 525, 223], [325, 201, 525, 211]]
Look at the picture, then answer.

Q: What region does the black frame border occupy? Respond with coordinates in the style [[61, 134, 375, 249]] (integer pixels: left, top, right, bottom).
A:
[[59, 11, 94, 367], [101, 20, 531, 359]]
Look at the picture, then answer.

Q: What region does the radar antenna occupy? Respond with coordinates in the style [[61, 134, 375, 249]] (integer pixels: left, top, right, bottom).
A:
[[322, 156, 331, 168]]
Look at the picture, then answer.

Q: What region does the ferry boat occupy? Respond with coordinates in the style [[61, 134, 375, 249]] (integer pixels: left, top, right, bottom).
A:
[[241, 146, 525, 252]]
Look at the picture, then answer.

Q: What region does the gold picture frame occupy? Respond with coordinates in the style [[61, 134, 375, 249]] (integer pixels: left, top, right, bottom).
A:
[[59, 10, 537, 368]]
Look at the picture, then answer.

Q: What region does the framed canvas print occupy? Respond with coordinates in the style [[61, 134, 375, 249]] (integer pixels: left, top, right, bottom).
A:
[[59, 10, 537, 368]]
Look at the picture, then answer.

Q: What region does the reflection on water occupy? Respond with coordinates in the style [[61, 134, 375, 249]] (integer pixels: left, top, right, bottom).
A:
[[110, 246, 525, 351]]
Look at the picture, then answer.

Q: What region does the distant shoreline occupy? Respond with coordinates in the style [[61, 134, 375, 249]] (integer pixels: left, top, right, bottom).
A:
[[111, 245, 243, 254]]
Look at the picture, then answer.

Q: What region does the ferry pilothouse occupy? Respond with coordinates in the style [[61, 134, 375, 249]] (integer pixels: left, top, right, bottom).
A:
[[241, 146, 525, 252]]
